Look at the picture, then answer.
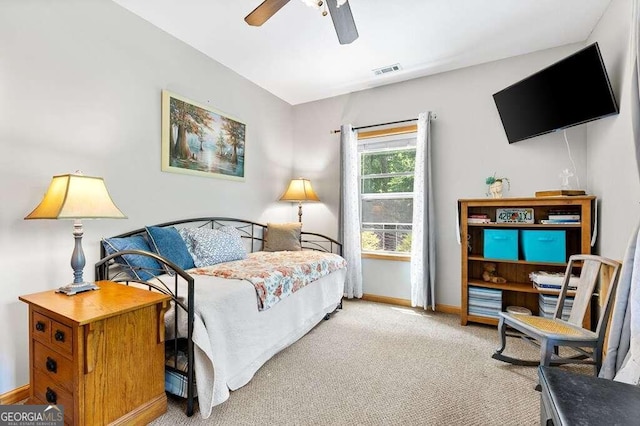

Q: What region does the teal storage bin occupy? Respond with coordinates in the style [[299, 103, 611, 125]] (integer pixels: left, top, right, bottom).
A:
[[484, 229, 519, 260], [520, 230, 566, 263]]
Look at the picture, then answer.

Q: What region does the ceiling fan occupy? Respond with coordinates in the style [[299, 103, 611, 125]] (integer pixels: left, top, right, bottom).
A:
[[245, 0, 359, 45]]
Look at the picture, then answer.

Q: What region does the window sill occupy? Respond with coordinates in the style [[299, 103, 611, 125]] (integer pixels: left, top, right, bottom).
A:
[[361, 252, 411, 262]]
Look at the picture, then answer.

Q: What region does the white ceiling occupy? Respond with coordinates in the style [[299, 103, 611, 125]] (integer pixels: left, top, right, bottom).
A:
[[112, 0, 612, 105]]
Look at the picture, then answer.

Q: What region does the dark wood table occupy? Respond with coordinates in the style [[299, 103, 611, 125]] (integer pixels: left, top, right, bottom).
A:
[[539, 366, 640, 425]]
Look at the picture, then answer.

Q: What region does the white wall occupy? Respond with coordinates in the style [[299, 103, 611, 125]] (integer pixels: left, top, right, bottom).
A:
[[0, 0, 295, 394], [293, 44, 591, 306], [587, 0, 640, 259]]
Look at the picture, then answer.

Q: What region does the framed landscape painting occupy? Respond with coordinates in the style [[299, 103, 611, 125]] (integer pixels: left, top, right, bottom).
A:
[[161, 90, 246, 181]]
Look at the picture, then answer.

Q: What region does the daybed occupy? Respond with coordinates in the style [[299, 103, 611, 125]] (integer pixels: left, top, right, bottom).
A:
[[94, 218, 346, 418]]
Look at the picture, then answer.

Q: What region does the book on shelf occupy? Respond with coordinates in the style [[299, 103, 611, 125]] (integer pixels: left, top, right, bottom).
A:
[[530, 271, 579, 289], [533, 282, 570, 291], [467, 218, 492, 224], [539, 294, 573, 320], [535, 190, 586, 197], [469, 214, 489, 218], [538, 303, 571, 320], [548, 214, 581, 220], [548, 208, 580, 214], [540, 293, 574, 306], [540, 219, 581, 225]]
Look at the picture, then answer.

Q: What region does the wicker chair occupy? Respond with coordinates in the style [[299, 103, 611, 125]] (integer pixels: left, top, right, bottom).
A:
[[492, 254, 621, 381]]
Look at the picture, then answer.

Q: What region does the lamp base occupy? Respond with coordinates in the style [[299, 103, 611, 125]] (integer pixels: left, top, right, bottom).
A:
[[56, 282, 100, 296]]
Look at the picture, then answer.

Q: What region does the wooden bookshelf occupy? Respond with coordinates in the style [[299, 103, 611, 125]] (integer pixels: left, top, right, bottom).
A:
[[459, 196, 595, 326]]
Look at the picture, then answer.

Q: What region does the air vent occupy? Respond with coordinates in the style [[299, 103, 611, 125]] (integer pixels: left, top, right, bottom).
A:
[[373, 63, 402, 76]]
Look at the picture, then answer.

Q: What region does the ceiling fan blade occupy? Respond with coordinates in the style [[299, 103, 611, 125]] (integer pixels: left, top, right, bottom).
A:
[[326, 0, 359, 44], [245, 0, 291, 26]]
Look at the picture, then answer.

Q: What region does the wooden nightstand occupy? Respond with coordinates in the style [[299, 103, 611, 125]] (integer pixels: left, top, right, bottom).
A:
[[20, 281, 171, 425]]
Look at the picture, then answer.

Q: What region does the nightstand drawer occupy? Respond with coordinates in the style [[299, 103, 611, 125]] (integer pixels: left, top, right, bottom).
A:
[[32, 312, 73, 356], [33, 340, 73, 392], [33, 369, 74, 423], [49, 320, 72, 355], [32, 311, 51, 344]]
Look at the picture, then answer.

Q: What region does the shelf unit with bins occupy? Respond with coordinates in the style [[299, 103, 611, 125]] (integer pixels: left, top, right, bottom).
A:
[[458, 196, 596, 327]]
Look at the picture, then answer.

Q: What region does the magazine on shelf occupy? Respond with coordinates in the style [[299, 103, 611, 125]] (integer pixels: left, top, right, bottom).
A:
[[539, 219, 581, 225], [548, 214, 580, 220], [468, 306, 501, 318], [530, 271, 579, 289], [533, 282, 578, 291]]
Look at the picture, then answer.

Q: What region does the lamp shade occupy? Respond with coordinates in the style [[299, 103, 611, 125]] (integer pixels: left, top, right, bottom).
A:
[[25, 173, 126, 220], [279, 178, 320, 202]]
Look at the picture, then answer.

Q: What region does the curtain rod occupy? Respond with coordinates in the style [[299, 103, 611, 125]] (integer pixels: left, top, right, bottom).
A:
[[330, 114, 436, 134]]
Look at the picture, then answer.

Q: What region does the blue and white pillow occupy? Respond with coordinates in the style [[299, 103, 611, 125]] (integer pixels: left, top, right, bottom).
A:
[[145, 226, 196, 272], [102, 235, 162, 281], [179, 227, 247, 268]]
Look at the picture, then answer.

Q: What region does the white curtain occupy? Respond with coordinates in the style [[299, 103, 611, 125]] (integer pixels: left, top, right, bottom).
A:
[[601, 0, 640, 383], [410, 112, 436, 310], [339, 124, 363, 298], [634, 0, 640, 177]]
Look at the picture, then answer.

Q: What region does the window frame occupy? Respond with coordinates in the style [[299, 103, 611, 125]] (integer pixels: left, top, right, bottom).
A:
[[357, 125, 418, 257]]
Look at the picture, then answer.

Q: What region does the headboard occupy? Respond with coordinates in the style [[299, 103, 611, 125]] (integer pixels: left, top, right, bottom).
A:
[[99, 217, 342, 259]]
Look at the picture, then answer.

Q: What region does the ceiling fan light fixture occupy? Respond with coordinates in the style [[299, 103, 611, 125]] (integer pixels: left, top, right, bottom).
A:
[[301, 0, 321, 9]]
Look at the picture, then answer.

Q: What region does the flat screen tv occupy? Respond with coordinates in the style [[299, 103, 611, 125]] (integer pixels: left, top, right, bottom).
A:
[[493, 42, 619, 144]]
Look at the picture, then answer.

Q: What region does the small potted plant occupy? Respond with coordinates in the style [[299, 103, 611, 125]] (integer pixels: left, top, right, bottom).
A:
[[486, 173, 510, 198]]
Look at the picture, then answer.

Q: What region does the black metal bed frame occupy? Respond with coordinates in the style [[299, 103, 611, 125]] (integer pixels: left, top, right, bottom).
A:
[[94, 217, 342, 417]]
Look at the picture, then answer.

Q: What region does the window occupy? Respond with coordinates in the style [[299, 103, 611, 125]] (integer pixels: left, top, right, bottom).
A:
[[359, 131, 417, 254]]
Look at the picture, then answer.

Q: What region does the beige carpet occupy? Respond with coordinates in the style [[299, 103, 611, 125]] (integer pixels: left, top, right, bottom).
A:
[[150, 300, 586, 425]]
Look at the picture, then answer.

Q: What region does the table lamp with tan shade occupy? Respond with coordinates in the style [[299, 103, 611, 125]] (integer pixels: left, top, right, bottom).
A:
[[25, 172, 126, 295], [279, 177, 320, 223]]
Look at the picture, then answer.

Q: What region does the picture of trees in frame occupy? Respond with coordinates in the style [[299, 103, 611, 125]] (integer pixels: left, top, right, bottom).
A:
[[161, 90, 246, 180]]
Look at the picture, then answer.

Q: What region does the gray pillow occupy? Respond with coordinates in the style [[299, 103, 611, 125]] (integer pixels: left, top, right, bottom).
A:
[[263, 222, 302, 252]]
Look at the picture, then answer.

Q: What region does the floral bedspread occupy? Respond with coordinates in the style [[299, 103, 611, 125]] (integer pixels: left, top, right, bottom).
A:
[[192, 251, 347, 311]]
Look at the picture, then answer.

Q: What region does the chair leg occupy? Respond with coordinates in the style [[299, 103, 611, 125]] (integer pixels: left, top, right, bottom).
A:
[[495, 316, 507, 354], [492, 316, 548, 367], [593, 346, 602, 376], [541, 339, 554, 368], [535, 339, 555, 392]]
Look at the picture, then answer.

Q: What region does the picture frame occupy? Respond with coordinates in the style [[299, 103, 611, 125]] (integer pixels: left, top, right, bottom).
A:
[[161, 90, 246, 181]]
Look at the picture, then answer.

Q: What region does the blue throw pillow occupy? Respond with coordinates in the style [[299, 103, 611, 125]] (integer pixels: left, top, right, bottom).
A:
[[179, 227, 247, 268], [145, 226, 195, 271], [102, 235, 162, 281]]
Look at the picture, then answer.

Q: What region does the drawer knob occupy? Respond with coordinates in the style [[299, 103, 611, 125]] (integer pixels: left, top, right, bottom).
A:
[[54, 330, 65, 342], [35, 321, 45, 332], [46, 357, 57, 374], [45, 387, 57, 404]]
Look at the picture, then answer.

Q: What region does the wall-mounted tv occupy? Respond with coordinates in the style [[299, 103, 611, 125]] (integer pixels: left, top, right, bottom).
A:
[[493, 42, 619, 144]]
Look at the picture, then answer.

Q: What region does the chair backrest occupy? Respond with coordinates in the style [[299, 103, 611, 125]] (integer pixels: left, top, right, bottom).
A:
[[555, 255, 621, 334]]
